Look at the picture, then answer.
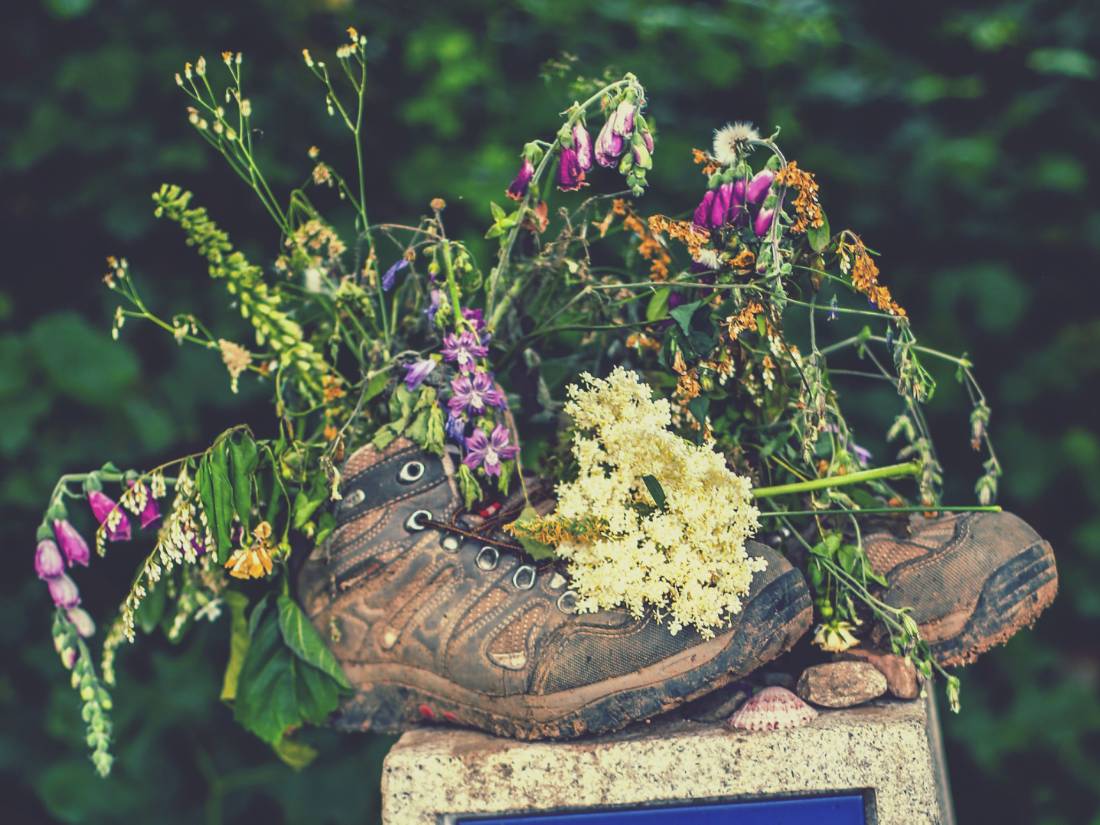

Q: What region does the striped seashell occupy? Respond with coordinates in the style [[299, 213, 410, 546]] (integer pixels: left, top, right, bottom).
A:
[[726, 686, 818, 732]]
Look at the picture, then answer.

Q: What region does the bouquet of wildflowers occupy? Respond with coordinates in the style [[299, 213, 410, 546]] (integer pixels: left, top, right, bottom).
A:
[[34, 29, 1002, 775]]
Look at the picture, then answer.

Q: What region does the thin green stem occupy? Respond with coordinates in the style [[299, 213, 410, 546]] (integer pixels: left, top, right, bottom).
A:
[[759, 504, 1001, 517], [752, 461, 921, 498]]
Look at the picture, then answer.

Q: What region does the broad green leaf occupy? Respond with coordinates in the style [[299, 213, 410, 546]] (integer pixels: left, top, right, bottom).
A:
[[276, 594, 351, 689], [669, 300, 703, 335], [807, 209, 831, 252], [209, 448, 235, 562], [233, 605, 301, 745], [228, 432, 258, 534], [838, 543, 859, 575], [363, 369, 390, 403], [292, 472, 328, 530], [315, 512, 337, 545], [220, 591, 250, 702], [645, 287, 671, 322], [456, 463, 482, 509], [294, 659, 342, 725]]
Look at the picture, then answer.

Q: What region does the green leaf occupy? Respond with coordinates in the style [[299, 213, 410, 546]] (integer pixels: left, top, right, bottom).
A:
[[292, 472, 328, 530], [807, 209, 831, 252], [233, 605, 301, 745], [641, 474, 667, 510], [209, 448, 235, 562], [669, 300, 703, 335], [363, 369, 390, 403], [838, 543, 859, 575], [687, 396, 710, 428], [510, 506, 557, 561], [645, 287, 671, 322], [134, 574, 166, 634], [276, 595, 351, 689], [294, 659, 342, 725], [456, 463, 482, 509], [220, 591, 251, 702], [315, 511, 337, 546], [228, 433, 258, 534], [270, 735, 318, 771]]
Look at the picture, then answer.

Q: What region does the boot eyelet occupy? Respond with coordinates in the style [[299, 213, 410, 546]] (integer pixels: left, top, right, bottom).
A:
[[442, 535, 461, 552], [475, 546, 499, 571], [339, 489, 365, 510], [512, 565, 536, 590], [398, 460, 426, 483], [556, 590, 578, 614], [405, 510, 432, 531]]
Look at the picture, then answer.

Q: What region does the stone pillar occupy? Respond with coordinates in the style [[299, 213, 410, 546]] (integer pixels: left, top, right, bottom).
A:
[[381, 695, 953, 824]]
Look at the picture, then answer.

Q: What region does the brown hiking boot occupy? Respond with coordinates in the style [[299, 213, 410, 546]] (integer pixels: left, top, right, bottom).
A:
[[863, 511, 1058, 667], [295, 437, 812, 739]]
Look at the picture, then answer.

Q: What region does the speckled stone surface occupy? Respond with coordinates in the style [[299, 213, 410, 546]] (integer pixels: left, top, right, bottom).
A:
[[381, 696, 950, 824]]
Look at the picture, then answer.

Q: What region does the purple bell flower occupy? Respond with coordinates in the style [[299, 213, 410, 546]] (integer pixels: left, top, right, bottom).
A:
[[87, 490, 131, 542], [557, 146, 586, 191], [424, 289, 444, 322], [35, 539, 65, 580], [53, 519, 90, 567], [710, 182, 734, 227], [463, 424, 519, 477], [573, 124, 593, 171], [595, 118, 624, 167], [612, 99, 636, 137], [506, 157, 535, 201], [729, 179, 747, 225], [139, 494, 161, 529], [403, 359, 437, 391], [753, 208, 775, 237], [382, 258, 409, 291], [693, 190, 717, 228], [67, 607, 96, 638], [746, 169, 774, 209], [448, 370, 506, 416], [48, 574, 81, 609], [441, 331, 489, 372], [444, 412, 468, 444]]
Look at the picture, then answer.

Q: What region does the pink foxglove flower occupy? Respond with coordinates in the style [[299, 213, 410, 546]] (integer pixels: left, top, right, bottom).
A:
[[595, 118, 624, 167], [506, 157, 535, 201], [573, 123, 593, 171], [48, 574, 81, 609], [138, 494, 161, 529], [557, 146, 586, 191], [753, 208, 775, 237], [693, 189, 717, 228], [35, 539, 65, 579], [87, 490, 131, 541], [746, 169, 775, 209], [53, 519, 90, 567], [463, 424, 519, 477]]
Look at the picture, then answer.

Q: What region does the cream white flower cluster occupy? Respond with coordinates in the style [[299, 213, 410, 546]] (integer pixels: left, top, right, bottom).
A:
[[555, 367, 764, 637]]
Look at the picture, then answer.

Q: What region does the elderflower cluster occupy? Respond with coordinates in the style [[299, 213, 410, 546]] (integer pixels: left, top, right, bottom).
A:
[[554, 368, 763, 637]]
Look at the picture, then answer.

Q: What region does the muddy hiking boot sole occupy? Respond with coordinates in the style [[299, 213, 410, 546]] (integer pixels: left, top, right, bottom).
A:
[[296, 438, 812, 740], [864, 510, 1058, 667]]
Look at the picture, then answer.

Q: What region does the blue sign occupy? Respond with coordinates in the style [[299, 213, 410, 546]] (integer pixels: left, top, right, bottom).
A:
[[458, 794, 866, 824]]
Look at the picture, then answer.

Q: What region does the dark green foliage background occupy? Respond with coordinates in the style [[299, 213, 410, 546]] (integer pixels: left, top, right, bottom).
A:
[[2, 1, 1098, 822]]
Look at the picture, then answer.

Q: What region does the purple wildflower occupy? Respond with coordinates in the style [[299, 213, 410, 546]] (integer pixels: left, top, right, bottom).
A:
[[463, 424, 519, 477], [87, 490, 131, 542], [595, 118, 624, 167], [448, 370, 506, 416], [506, 157, 535, 201], [48, 574, 81, 609], [746, 169, 775, 209], [67, 607, 96, 638], [753, 208, 775, 237], [35, 539, 65, 580], [461, 307, 487, 335], [444, 412, 468, 444], [710, 182, 734, 227], [53, 519, 90, 567], [729, 179, 747, 225], [693, 189, 717, 228], [441, 331, 489, 372], [403, 359, 437, 391], [851, 443, 873, 468], [557, 146, 586, 191], [382, 258, 409, 291], [573, 123, 593, 171]]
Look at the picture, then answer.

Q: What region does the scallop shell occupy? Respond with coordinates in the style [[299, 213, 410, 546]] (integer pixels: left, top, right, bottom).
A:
[[726, 686, 818, 732]]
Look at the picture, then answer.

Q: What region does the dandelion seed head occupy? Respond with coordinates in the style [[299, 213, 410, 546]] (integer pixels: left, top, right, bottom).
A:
[[712, 121, 760, 166]]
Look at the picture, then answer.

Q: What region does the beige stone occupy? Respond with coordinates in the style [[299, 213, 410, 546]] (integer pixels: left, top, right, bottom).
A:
[[797, 660, 888, 708], [381, 697, 950, 824], [840, 646, 921, 700]]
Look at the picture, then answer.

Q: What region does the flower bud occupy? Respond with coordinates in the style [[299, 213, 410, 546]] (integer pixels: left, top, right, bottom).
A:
[[48, 574, 81, 609], [746, 169, 775, 209], [87, 490, 131, 542], [753, 208, 775, 237], [506, 157, 535, 201], [59, 647, 78, 670], [67, 607, 97, 638], [35, 539, 65, 580], [53, 519, 90, 567], [573, 123, 593, 171]]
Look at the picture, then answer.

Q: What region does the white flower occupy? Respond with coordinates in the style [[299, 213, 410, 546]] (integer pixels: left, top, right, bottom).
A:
[[712, 121, 760, 166]]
